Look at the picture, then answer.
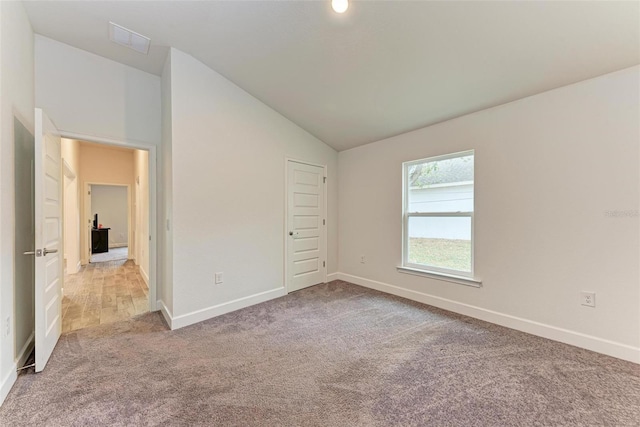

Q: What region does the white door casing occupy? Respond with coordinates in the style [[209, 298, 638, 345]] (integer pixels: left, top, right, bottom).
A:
[[85, 183, 91, 263], [34, 108, 63, 372], [286, 160, 327, 292]]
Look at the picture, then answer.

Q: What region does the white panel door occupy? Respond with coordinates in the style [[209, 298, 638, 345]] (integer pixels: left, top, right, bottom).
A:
[[287, 161, 326, 292], [34, 108, 63, 372]]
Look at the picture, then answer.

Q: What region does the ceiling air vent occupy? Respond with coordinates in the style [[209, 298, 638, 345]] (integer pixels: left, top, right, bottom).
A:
[[108, 22, 150, 54]]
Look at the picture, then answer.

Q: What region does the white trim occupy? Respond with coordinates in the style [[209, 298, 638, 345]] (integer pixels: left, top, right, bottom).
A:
[[108, 243, 128, 249], [169, 287, 288, 330], [335, 272, 640, 364], [157, 300, 173, 329], [403, 149, 475, 167], [0, 367, 17, 407], [284, 157, 328, 293], [326, 272, 339, 282], [62, 159, 76, 179], [140, 267, 149, 287], [16, 332, 35, 370], [397, 266, 482, 287]]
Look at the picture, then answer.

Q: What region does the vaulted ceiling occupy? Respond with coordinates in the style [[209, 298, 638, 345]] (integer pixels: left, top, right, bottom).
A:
[[23, 1, 640, 151]]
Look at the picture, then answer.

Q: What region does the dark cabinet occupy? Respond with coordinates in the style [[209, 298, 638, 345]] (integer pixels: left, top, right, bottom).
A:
[[91, 228, 110, 254]]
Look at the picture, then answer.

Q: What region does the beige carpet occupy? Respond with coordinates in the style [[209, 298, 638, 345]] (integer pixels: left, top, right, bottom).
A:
[[1, 281, 638, 426]]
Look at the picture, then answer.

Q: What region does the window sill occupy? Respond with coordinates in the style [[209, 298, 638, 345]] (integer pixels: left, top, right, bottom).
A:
[[396, 266, 482, 288]]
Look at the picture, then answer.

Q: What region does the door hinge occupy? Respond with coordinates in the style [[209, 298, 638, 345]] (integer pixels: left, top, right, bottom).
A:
[[323, 261, 325, 268], [323, 219, 325, 225], [323, 177, 326, 183]]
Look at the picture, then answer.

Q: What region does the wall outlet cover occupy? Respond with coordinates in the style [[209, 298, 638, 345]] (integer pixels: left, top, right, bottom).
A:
[[581, 291, 596, 307], [215, 272, 223, 284]]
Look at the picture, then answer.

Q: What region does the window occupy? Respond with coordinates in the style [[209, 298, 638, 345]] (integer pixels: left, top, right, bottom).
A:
[[402, 150, 474, 279]]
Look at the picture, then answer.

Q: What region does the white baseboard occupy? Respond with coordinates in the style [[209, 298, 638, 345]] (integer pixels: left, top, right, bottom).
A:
[[336, 272, 640, 364], [0, 366, 17, 408], [169, 287, 287, 330], [157, 299, 173, 329], [140, 267, 149, 286], [108, 243, 128, 248], [326, 273, 339, 282], [1, 332, 35, 406], [16, 332, 34, 369], [65, 261, 81, 275]]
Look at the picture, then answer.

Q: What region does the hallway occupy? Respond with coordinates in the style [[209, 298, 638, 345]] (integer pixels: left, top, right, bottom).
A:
[[62, 260, 149, 333]]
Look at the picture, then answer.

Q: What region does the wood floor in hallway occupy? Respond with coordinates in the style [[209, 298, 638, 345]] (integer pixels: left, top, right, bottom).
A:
[[62, 259, 149, 333]]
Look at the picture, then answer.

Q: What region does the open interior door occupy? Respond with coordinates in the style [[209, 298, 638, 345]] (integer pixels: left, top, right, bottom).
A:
[[34, 108, 63, 372]]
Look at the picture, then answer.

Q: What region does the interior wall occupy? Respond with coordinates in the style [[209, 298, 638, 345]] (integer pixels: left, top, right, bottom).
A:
[[62, 138, 80, 274], [338, 66, 640, 361], [79, 144, 134, 264], [133, 150, 150, 284], [34, 35, 161, 146], [159, 52, 173, 315], [0, 0, 34, 405], [91, 185, 128, 248], [167, 48, 338, 322]]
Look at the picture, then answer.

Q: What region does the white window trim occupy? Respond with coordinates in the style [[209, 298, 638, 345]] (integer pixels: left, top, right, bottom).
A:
[[396, 266, 482, 288], [402, 150, 478, 284]]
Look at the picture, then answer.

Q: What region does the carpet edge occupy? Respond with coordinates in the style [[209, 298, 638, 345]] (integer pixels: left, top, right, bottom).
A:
[[336, 272, 640, 364], [169, 287, 287, 330]]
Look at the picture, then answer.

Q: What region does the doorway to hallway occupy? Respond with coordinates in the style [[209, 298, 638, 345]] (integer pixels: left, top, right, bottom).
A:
[[61, 140, 150, 333]]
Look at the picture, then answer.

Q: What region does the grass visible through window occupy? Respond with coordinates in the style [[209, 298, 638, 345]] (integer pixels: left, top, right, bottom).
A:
[[408, 238, 471, 273]]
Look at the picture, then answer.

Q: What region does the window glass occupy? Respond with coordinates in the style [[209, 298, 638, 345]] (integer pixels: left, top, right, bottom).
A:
[[403, 151, 474, 277]]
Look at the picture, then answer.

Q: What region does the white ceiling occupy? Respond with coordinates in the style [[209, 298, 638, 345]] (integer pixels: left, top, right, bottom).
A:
[[23, 1, 640, 151]]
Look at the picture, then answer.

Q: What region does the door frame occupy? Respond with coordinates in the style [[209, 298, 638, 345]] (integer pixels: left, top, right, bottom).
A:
[[283, 157, 328, 293], [60, 131, 158, 312], [84, 182, 132, 262]]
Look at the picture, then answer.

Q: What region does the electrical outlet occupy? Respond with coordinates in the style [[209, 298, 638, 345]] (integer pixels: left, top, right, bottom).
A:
[[215, 272, 223, 284], [581, 292, 596, 307], [360, 255, 366, 264]]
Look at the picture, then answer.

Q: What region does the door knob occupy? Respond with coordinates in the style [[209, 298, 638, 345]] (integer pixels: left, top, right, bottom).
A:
[[43, 248, 58, 256]]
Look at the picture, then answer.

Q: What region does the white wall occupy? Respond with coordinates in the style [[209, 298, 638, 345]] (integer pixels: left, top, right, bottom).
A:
[[0, 0, 34, 405], [79, 144, 134, 263], [62, 138, 80, 274], [35, 35, 161, 146], [134, 149, 150, 284], [91, 185, 128, 247], [159, 53, 173, 316], [338, 66, 640, 362], [166, 48, 338, 324]]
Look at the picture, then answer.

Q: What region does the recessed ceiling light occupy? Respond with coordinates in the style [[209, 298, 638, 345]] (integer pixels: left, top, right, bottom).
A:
[[108, 22, 150, 54], [332, 0, 348, 14]]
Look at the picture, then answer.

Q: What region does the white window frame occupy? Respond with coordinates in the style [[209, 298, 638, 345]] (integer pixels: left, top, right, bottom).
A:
[[401, 150, 475, 280]]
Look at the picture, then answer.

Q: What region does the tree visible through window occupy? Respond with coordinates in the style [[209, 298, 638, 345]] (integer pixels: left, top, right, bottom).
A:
[[403, 151, 474, 277]]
